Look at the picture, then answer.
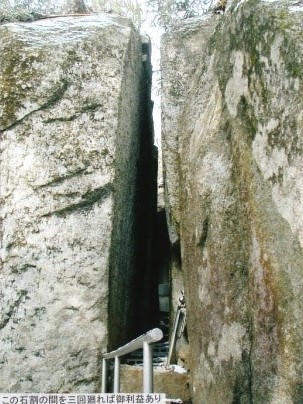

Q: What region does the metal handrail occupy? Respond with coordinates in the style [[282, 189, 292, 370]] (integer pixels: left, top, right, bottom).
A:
[[101, 328, 163, 394], [167, 291, 186, 366]]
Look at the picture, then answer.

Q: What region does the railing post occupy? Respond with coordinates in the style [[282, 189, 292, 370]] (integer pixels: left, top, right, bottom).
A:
[[102, 328, 163, 394], [113, 356, 120, 393], [167, 308, 180, 366], [143, 341, 153, 393], [101, 358, 107, 393]]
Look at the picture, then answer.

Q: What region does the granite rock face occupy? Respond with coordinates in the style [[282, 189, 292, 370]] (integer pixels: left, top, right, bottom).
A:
[[162, 1, 303, 402], [120, 365, 191, 403], [161, 16, 219, 353], [0, 15, 153, 392], [161, 17, 218, 246]]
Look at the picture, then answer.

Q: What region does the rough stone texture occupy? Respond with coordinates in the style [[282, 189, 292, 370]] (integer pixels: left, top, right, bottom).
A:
[[162, 1, 303, 403], [161, 17, 219, 346], [120, 365, 191, 403], [161, 17, 218, 246], [0, 15, 152, 392]]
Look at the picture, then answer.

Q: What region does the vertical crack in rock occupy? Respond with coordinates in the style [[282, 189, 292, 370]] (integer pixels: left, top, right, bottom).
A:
[[107, 34, 158, 349]]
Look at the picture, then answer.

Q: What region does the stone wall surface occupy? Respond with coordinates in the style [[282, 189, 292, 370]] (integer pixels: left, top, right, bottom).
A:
[[161, 17, 219, 343], [161, 0, 303, 403], [0, 14, 148, 392], [161, 17, 218, 246], [120, 365, 191, 403]]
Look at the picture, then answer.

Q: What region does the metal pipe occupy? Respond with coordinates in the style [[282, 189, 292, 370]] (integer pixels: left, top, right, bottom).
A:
[[102, 328, 163, 394], [143, 341, 153, 393], [103, 328, 163, 360], [167, 308, 181, 365], [113, 356, 120, 393], [101, 358, 107, 393]]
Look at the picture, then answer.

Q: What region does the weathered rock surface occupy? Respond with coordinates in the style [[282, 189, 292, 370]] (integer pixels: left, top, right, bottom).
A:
[[162, 0, 303, 402], [0, 14, 153, 392], [120, 365, 191, 403], [161, 17, 218, 246], [161, 17, 220, 342]]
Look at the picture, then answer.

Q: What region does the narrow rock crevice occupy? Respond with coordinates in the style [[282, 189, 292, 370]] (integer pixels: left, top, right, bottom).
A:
[[107, 36, 158, 350]]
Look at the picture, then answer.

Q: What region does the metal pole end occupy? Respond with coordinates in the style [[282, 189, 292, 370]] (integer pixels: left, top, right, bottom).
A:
[[150, 328, 163, 342]]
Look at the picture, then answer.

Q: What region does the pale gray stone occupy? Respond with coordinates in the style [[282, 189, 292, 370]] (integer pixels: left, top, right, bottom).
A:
[[0, 14, 146, 392]]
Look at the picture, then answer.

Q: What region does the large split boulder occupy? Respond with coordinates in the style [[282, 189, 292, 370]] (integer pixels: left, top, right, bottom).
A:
[[161, 0, 303, 402], [0, 14, 153, 392]]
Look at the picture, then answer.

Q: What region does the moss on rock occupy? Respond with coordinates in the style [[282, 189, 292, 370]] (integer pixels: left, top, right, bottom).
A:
[[161, 0, 303, 402]]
